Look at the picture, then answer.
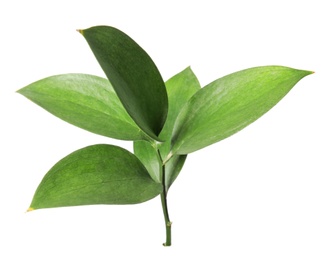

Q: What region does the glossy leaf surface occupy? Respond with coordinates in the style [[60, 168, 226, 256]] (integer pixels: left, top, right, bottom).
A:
[[17, 74, 146, 141], [79, 26, 168, 140], [171, 66, 313, 154], [29, 144, 163, 210]]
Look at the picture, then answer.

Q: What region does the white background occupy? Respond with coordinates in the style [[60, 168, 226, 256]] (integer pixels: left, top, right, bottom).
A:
[[1, 0, 328, 259]]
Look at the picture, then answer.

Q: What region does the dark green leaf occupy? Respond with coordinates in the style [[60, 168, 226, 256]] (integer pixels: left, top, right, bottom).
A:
[[171, 66, 313, 154], [79, 26, 168, 140], [28, 144, 163, 210], [17, 74, 146, 141]]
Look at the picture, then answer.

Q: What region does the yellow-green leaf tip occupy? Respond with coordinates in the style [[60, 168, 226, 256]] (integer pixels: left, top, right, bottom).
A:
[[76, 29, 84, 35], [26, 207, 34, 212]]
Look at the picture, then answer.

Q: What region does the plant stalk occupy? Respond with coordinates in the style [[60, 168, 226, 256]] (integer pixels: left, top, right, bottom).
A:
[[161, 186, 172, 246], [159, 151, 172, 246]]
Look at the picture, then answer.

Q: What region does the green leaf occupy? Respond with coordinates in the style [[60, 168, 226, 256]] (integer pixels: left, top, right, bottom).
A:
[[133, 140, 187, 191], [171, 66, 313, 154], [160, 67, 200, 189], [134, 67, 201, 190], [159, 67, 201, 157], [29, 144, 163, 210], [17, 74, 146, 141], [134, 140, 162, 183], [165, 155, 187, 191], [79, 26, 168, 140]]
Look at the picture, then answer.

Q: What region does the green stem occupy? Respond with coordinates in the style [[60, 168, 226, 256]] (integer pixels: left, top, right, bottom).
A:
[[161, 185, 172, 246], [159, 151, 172, 246]]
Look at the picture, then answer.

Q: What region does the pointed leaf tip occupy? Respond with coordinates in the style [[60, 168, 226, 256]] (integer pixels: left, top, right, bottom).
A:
[[76, 29, 83, 35], [26, 207, 34, 212]]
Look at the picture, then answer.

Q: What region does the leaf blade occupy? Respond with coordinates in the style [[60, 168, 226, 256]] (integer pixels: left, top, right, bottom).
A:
[[159, 67, 201, 189], [171, 66, 313, 154], [134, 140, 162, 183], [17, 73, 145, 141], [133, 67, 201, 190], [29, 144, 163, 209], [165, 155, 187, 191], [159, 66, 201, 156], [79, 26, 168, 139]]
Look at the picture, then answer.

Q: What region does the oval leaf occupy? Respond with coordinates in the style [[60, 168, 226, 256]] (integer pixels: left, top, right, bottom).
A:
[[79, 26, 168, 140], [171, 66, 313, 154], [17, 74, 146, 141], [29, 144, 163, 210]]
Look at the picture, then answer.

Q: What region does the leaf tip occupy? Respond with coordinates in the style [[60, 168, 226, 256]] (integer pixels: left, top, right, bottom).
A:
[[304, 70, 315, 78], [16, 87, 26, 96], [304, 69, 315, 76], [76, 29, 84, 35], [26, 207, 34, 212]]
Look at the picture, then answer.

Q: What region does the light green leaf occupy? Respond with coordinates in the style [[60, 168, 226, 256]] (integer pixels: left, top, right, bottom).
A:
[[134, 67, 201, 190], [160, 67, 200, 189], [165, 155, 187, 191], [79, 26, 168, 140], [159, 67, 201, 157], [17, 74, 146, 141], [134, 140, 162, 183], [29, 144, 163, 210], [171, 66, 313, 154], [133, 140, 187, 191]]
